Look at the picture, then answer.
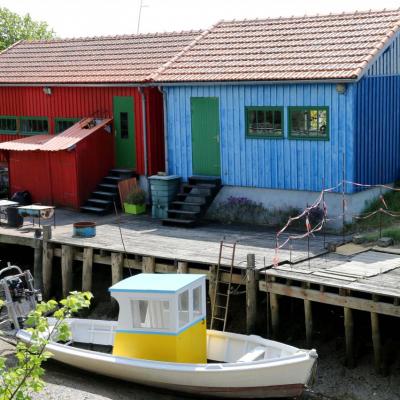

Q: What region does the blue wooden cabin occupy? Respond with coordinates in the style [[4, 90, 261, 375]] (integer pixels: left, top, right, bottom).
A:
[[153, 9, 400, 220]]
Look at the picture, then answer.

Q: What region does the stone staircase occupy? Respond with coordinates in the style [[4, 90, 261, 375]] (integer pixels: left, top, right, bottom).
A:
[[80, 169, 136, 215], [162, 176, 221, 227]]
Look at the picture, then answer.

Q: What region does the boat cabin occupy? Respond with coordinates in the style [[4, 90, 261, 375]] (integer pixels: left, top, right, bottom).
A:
[[109, 273, 207, 363]]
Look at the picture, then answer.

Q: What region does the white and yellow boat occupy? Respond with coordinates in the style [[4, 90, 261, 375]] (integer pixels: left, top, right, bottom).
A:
[[17, 274, 317, 398]]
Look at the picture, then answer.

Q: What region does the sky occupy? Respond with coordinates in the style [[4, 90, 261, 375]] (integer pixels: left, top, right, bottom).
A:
[[1, 0, 400, 38]]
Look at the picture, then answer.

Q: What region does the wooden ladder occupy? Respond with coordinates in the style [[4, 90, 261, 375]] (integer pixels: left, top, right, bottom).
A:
[[210, 240, 237, 331]]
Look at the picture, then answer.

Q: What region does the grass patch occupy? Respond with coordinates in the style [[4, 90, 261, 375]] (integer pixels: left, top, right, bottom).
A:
[[353, 188, 400, 231], [362, 227, 400, 244]]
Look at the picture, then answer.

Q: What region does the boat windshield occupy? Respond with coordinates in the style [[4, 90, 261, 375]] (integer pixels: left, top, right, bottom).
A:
[[130, 299, 171, 330]]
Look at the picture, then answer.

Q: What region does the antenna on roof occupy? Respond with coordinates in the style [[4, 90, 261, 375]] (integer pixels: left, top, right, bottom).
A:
[[137, 0, 149, 34]]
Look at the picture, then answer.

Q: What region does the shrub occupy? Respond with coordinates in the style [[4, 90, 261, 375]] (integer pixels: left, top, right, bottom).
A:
[[125, 188, 146, 205], [0, 291, 92, 400], [208, 196, 301, 227]]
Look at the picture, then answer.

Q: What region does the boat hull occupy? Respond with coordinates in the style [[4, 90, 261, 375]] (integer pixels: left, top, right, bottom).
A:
[[17, 322, 317, 399]]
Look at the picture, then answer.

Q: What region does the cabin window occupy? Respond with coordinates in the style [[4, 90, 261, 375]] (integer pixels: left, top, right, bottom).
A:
[[245, 107, 283, 138], [55, 118, 80, 134], [178, 290, 189, 328], [0, 117, 17, 133], [20, 117, 49, 135], [289, 107, 329, 139], [130, 299, 170, 330], [120, 112, 129, 139], [192, 286, 202, 319]]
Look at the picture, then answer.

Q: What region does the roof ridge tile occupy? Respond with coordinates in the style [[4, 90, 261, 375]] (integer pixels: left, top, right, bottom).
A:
[[149, 21, 223, 81]]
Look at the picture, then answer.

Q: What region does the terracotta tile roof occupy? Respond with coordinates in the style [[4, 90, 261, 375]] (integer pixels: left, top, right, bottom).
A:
[[0, 118, 112, 151], [153, 9, 400, 83], [0, 31, 201, 84]]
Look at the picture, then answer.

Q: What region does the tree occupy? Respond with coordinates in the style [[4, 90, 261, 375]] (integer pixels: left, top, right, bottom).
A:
[[0, 291, 92, 400], [0, 7, 55, 51]]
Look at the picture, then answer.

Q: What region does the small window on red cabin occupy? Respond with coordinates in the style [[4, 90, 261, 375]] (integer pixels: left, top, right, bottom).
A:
[[55, 118, 80, 134], [20, 118, 49, 135], [0, 117, 17, 133], [120, 112, 129, 139]]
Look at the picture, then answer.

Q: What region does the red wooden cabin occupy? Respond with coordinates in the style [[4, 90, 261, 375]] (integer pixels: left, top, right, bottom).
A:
[[0, 118, 114, 209], [0, 31, 200, 177]]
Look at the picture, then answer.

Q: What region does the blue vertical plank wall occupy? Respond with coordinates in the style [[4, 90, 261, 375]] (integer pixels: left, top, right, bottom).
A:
[[354, 76, 400, 185], [366, 33, 400, 76], [165, 83, 356, 193], [355, 31, 400, 185]]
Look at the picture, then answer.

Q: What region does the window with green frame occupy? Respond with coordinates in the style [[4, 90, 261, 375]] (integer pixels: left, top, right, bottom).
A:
[[55, 118, 80, 134], [20, 117, 48, 134], [246, 107, 283, 138], [0, 116, 17, 133], [289, 107, 329, 139]]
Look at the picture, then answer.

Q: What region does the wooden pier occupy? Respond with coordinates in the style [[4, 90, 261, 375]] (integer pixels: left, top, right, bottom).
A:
[[1, 210, 400, 373]]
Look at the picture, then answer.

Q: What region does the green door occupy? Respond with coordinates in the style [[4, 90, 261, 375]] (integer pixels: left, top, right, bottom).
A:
[[113, 96, 136, 169], [191, 97, 221, 176]]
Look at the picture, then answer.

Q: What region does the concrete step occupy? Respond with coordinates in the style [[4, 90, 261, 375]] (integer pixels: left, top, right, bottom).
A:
[[92, 191, 117, 199], [80, 206, 109, 215], [162, 218, 197, 227], [98, 183, 118, 193], [167, 209, 200, 217]]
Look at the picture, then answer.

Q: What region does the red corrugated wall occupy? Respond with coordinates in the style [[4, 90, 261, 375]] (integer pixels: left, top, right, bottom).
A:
[[76, 127, 114, 206], [0, 86, 165, 174], [8, 151, 53, 204], [7, 127, 114, 209]]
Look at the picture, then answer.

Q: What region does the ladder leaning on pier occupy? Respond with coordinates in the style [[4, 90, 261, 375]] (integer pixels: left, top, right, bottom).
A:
[[210, 240, 237, 331]]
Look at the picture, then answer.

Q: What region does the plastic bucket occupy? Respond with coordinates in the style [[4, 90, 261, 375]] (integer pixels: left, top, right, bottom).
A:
[[73, 221, 96, 238]]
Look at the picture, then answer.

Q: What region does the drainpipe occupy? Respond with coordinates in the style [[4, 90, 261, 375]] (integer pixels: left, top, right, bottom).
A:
[[158, 86, 169, 174], [138, 87, 148, 177]]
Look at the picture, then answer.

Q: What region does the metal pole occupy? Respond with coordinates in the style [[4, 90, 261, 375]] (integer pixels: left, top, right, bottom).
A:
[[342, 158, 346, 244], [379, 187, 383, 239]]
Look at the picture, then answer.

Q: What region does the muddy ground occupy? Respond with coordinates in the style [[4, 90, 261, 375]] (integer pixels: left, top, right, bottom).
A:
[[1, 246, 400, 399]]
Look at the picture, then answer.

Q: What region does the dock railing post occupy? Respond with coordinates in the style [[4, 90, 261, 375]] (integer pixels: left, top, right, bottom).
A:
[[42, 225, 53, 299], [269, 277, 279, 339], [246, 253, 257, 334]]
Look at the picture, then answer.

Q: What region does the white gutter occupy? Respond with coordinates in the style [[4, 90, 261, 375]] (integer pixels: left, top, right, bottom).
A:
[[0, 78, 357, 88]]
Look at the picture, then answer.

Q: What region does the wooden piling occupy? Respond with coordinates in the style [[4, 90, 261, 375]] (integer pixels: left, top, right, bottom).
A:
[[61, 245, 74, 298], [304, 299, 313, 347], [371, 295, 382, 373], [371, 312, 381, 373], [33, 238, 43, 293], [111, 252, 124, 285], [303, 283, 313, 346], [82, 247, 94, 292], [143, 256, 155, 273], [42, 225, 54, 299], [209, 264, 217, 311], [344, 307, 355, 368], [246, 254, 257, 334], [177, 261, 188, 274], [270, 291, 279, 339]]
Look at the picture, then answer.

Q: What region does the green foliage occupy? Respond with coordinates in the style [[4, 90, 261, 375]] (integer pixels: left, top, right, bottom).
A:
[[0, 291, 92, 400], [125, 188, 146, 205], [0, 7, 55, 51]]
